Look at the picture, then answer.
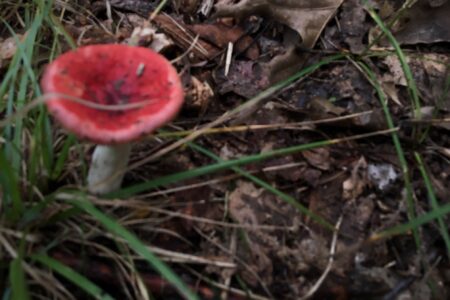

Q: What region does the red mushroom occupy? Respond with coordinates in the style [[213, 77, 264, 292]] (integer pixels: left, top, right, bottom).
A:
[[41, 44, 184, 194]]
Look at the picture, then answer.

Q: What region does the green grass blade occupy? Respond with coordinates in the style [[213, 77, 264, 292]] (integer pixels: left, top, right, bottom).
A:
[[47, 14, 77, 49], [0, 52, 20, 110], [1, 20, 41, 95], [28, 113, 54, 191], [64, 194, 199, 300], [38, 111, 54, 172], [151, 0, 169, 19], [364, 2, 421, 119], [32, 254, 114, 300], [12, 72, 30, 173], [2, 9, 45, 178], [371, 202, 450, 240], [0, 148, 23, 222], [414, 152, 450, 255], [9, 258, 30, 300], [356, 60, 420, 249], [51, 134, 76, 180], [1, 1, 55, 192], [3, 84, 18, 163]]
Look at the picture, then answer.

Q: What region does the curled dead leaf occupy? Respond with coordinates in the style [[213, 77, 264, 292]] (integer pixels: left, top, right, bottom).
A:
[[303, 148, 331, 171], [0, 34, 25, 67], [342, 156, 368, 201], [128, 23, 174, 52], [185, 76, 214, 115]]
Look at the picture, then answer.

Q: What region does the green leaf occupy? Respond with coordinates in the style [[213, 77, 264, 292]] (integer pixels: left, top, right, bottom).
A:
[[9, 258, 30, 300]]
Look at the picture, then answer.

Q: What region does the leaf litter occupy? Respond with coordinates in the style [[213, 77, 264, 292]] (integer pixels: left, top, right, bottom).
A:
[[1, 0, 450, 299]]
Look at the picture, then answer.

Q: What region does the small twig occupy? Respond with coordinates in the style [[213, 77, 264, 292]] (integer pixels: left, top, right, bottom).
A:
[[224, 42, 234, 76], [405, 117, 450, 124], [221, 229, 237, 300], [0, 228, 41, 243], [156, 110, 374, 138], [299, 215, 343, 300], [149, 0, 169, 21], [170, 34, 201, 64], [145, 245, 236, 268]]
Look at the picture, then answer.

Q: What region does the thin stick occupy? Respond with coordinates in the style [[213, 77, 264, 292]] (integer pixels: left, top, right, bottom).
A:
[[157, 111, 374, 138], [300, 215, 343, 299]]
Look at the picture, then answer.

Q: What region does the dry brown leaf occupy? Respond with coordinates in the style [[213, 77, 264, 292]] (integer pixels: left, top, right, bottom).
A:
[[381, 55, 408, 86], [382, 53, 450, 108], [302, 148, 331, 171], [342, 156, 368, 201], [185, 76, 214, 115], [228, 181, 304, 286], [394, 0, 450, 44], [127, 23, 174, 51], [213, 61, 270, 98], [381, 80, 402, 107], [187, 22, 260, 59], [214, 0, 344, 48], [0, 34, 24, 67], [307, 96, 346, 117], [340, 0, 368, 53], [228, 181, 274, 286]]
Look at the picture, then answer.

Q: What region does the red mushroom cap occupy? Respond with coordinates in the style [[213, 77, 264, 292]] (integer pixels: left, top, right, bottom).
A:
[[41, 44, 184, 144]]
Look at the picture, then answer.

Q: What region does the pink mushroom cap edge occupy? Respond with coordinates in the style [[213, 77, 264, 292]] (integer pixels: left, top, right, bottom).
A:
[[41, 44, 184, 144]]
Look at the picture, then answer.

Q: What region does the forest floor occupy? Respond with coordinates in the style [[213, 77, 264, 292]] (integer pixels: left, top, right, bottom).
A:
[[1, 0, 450, 299]]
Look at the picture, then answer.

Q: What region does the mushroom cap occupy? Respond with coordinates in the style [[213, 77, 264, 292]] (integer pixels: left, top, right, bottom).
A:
[[41, 44, 184, 144]]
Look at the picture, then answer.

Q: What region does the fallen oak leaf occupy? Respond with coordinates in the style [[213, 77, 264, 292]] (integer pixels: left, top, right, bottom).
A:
[[213, 0, 344, 48]]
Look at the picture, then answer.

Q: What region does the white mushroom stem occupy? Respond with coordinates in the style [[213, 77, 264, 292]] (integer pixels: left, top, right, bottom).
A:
[[87, 144, 132, 195]]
